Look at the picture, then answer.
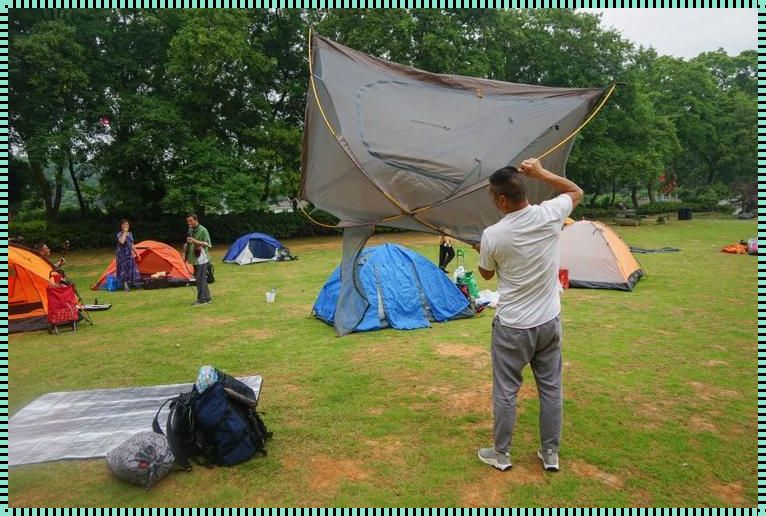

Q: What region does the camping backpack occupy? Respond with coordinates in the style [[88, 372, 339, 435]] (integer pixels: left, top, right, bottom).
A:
[[152, 390, 208, 471], [153, 372, 271, 469]]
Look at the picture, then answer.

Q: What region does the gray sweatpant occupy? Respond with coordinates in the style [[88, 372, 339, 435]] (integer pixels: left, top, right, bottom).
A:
[[194, 263, 211, 303], [491, 315, 563, 454]]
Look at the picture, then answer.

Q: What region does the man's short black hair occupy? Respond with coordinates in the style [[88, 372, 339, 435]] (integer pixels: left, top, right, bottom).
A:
[[186, 213, 198, 221], [489, 166, 526, 203]]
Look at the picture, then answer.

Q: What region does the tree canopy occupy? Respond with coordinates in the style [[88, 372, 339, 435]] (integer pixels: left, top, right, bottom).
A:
[[9, 9, 755, 221]]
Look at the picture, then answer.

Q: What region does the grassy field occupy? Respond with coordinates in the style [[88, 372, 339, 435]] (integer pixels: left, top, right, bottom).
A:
[[8, 215, 757, 507]]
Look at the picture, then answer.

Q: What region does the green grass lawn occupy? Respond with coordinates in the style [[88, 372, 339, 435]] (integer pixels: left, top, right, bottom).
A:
[[9, 215, 757, 507]]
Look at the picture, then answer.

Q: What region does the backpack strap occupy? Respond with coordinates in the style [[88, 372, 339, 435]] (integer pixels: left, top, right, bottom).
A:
[[223, 387, 258, 408], [152, 398, 173, 435], [154, 394, 197, 471]]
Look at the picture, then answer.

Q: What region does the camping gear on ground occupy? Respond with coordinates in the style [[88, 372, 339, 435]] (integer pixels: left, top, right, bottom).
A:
[[266, 288, 277, 303], [82, 303, 112, 311], [105, 274, 120, 291], [451, 249, 480, 298], [153, 368, 271, 470], [313, 244, 474, 333], [105, 431, 176, 490], [223, 232, 297, 265], [476, 289, 500, 309], [458, 271, 480, 299], [46, 284, 83, 334], [92, 240, 194, 290], [629, 247, 681, 254], [677, 208, 693, 220], [722, 243, 748, 254], [300, 33, 613, 336], [560, 220, 645, 291], [747, 238, 758, 255], [46, 255, 94, 333], [9, 375, 262, 467]]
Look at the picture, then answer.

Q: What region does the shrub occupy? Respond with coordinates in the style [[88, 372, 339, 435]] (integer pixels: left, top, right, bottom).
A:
[[10, 210, 346, 251]]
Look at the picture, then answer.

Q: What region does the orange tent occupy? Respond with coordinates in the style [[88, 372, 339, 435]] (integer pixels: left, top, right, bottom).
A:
[[560, 220, 645, 291], [10, 244, 55, 333], [92, 240, 193, 290]]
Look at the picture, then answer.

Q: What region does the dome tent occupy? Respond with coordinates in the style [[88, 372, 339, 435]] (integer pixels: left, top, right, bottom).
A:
[[313, 244, 474, 332], [10, 244, 55, 333], [223, 232, 295, 265], [92, 240, 193, 290], [560, 220, 644, 291]]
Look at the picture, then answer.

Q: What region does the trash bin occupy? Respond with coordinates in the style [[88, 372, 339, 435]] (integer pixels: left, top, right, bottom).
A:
[[677, 208, 693, 221]]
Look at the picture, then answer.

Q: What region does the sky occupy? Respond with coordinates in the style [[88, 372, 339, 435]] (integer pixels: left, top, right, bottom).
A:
[[578, 8, 758, 59]]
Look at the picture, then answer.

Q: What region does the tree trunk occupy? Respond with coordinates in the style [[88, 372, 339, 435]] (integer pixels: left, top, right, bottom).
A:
[[609, 178, 617, 207], [261, 167, 273, 204], [52, 163, 64, 218], [588, 182, 601, 207], [68, 152, 88, 217], [647, 176, 656, 203], [631, 185, 639, 209], [29, 160, 54, 219]]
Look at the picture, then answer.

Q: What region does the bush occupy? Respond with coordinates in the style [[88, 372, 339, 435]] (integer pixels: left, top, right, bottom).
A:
[[678, 184, 732, 211], [10, 210, 343, 251], [570, 206, 615, 221], [637, 201, 730, 216]]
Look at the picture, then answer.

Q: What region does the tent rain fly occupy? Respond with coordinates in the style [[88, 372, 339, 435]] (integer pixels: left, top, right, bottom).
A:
[[300, 33, 614, 335]]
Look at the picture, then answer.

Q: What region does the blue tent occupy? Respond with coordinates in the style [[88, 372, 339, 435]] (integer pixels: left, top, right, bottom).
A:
[[223, 232, 294, 265], [313, 244, 474, 332]]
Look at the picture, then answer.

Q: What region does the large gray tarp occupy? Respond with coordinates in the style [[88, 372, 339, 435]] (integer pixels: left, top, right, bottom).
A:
[[300, 35, 608, 334], [301, 35, 607, 241], [10, 376, 262, 466]]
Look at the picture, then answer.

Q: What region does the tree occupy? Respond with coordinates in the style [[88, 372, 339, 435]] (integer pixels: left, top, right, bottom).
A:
[[10, 17, 91, 221]]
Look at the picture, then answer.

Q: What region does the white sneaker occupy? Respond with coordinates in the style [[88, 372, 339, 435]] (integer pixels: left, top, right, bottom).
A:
[[478, 447, 512, 471], [537, 448, 560, 472]]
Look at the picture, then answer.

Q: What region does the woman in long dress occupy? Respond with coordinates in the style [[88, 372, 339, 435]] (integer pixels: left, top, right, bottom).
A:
[[116, 219, 141, 291]]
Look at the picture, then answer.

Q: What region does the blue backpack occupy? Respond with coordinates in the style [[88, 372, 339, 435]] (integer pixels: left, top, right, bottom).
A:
[[153, 372, 271, 469], [192, 381, 266, 466]]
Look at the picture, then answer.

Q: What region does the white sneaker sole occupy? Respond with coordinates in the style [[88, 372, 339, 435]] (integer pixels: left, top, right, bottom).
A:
[[477, 450, 512, 471], [537, 450, 560, 471]]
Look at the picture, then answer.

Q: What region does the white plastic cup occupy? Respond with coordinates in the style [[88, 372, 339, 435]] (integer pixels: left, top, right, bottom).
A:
[[266, 291, 276, 303]]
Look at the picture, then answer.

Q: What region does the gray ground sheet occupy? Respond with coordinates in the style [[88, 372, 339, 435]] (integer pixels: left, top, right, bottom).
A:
[[10, 376, 262, 466]]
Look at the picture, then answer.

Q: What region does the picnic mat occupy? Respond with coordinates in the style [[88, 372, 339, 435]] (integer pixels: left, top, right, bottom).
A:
[[10, 375, 262, 466]]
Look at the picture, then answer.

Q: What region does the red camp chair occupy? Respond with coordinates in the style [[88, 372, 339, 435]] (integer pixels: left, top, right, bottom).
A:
[[46, 284, 82, 334]]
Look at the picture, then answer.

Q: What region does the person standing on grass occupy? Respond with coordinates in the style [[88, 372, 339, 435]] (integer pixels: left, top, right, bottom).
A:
[[183, 213, 212, 306], [438, 234, 456, 273], [116, 220, 141, 292], [474, 157, 582, 473]]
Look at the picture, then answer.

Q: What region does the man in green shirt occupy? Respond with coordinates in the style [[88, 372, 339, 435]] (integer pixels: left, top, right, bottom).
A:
[[184, 213, 212, 306]]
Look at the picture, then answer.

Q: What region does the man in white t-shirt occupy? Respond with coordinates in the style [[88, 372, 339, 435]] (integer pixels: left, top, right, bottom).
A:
[[475, 158, 582, 472]]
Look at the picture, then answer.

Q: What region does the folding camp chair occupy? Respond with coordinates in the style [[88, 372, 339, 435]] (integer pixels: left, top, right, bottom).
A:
[[46, 284, 81, 334]]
